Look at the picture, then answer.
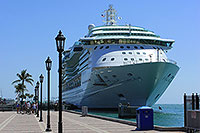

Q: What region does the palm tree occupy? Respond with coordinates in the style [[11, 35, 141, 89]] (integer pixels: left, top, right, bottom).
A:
[[14, 83, 27, 94], [12, 69, 34, 104]]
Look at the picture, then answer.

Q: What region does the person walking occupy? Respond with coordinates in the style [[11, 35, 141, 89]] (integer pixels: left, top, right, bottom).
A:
[[33, 103, 36, 114], [16, 103, 20, 114]]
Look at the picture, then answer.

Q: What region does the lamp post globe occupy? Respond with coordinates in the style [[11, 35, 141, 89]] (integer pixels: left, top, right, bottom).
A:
[[36, 81, 40, 117], [39, 74, 44, 83], [55, 30, 66, 52], [45, 56, 52, 132], [39, 74, 44, 122], [45, 56, 52, 71], [55, 30, 66, 133]]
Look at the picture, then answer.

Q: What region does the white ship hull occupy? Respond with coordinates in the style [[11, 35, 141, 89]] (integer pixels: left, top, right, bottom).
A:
[[63, 62, 179, 108], [62, 6, 179, 109]]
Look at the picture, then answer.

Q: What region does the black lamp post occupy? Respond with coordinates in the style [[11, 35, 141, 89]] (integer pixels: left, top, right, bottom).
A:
[[45, 56, 52, 132], [34, 86, 37, 104], [39, 74, 44, 122], [36, 81, 39, 117], [55, 30, 66, 133]]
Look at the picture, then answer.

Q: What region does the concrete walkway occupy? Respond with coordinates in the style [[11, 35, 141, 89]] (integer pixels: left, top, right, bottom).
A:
[[0, 111, 184, 133]]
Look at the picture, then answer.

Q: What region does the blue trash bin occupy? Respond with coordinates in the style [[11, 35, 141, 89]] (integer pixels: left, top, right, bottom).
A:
[[136, 106, 154, 130]]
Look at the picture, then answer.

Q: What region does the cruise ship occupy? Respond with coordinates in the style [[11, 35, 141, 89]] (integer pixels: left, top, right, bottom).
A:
[[62, 5, 179, 109]]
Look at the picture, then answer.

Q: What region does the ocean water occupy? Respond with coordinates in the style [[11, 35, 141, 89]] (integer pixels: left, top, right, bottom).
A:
[[88, 104, 184, 127]]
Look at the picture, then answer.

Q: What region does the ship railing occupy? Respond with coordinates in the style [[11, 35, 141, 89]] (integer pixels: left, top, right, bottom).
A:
[[167, 59, 177, 65]]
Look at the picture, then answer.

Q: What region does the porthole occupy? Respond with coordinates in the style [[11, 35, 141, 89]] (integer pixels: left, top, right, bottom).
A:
[[94, 46, 97, 50], [105, 46, 109, 49], [112, 75, 117, 78], [100, 46, 104, 49], [145, 58, 149, 61], [140, 46, 144, 49], [143, 52, 146, 55], [102, 58, 106, 61], [122, 52, 126, 54], [127, 73, 133, 76], [111, 58, 115, 61], [139, 58, 142, 61], [131, 58, 134, 61], [167, 74, 171, 77], [129, 52, 132, 54], [134, 46, 138, 49], [127, 46, 130, 49], [120, 46, 124, 49], [124, 58, 128, 61], [136, 52, 140, 55]]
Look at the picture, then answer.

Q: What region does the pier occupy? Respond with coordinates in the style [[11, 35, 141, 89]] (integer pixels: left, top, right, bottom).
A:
[[0, 111, 184, 133]]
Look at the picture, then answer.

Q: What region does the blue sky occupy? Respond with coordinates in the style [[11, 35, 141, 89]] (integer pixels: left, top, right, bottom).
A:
[[0, 0, 199, 104]]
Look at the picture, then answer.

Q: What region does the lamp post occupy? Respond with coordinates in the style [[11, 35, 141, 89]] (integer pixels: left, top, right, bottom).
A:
[[45, 56, 52, 132], [39, 74, 44, 122], [34, 86, 37, 104], [55, 30, 66, 133], [36, 81, 39, 117]]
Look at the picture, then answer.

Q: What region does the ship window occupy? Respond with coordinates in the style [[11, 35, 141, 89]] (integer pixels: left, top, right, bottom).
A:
[[139, 58, 143, 61], [134, 46, 138, 49], [90, 41, 94, 45], [94, 46, 97, 50], [129, 52, 132, 54], [120, 46, 124, 49], [102, 58, 106, 61], [100, 46, 104, 49], [111, 58, 115, 61], [136, 52, 140, 54], [124, 58, 128, 61], [131, 58, 134, 61], [105, 46, 109, 49], [127, 46, 130, 49], [153, 47, 156, 49], [143, 52, 146, 55], [127, 73, 133, 76], [145, 58, 149, 61], [112, 75, 117, 78], [122, 52, 126, 54], [140, 46, 144, 49], [122, 40, 126, 44]]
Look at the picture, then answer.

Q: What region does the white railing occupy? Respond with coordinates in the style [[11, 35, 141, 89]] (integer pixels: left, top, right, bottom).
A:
[[123, 58, 177, 65], [167, 59, 177, 65]]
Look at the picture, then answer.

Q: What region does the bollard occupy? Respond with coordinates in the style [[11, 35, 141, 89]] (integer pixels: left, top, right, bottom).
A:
[[192, 93, 195, 110], [82, 106, 88, 117], [196, 93, 199, 110], [184, 93, 187, 127]]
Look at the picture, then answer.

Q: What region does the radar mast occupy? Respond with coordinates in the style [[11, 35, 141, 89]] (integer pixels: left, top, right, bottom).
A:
[[102, 5, 119, 25]]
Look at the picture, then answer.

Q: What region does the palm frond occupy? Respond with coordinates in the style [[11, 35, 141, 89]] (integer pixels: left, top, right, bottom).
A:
[[25, 79, 34, 86], [12, 79, 21, 85], [16, 73, 23, 80]]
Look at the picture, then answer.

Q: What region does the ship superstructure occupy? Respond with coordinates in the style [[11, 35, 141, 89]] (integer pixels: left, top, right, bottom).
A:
[[62, 5, 179, 108]]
